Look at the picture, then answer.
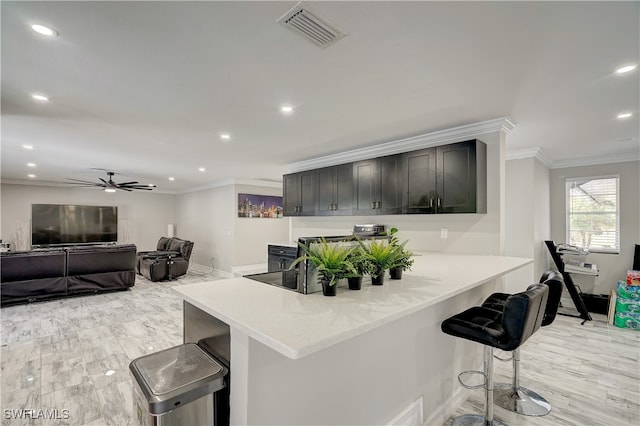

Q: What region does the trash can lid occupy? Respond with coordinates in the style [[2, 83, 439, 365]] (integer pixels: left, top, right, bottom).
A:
[[130, 343, 226, 415]]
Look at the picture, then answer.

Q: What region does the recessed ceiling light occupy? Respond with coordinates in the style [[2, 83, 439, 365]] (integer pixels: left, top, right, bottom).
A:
[[28, 174, 36, 178], [220, 133, 231, 141], [31, 94, 49, 102], [617, 112, 632, 119], [31, 24, 58, 37], [281, 105, 293, 113], [105, 188, 116, 193], [27, 162, 36, 167], [198, 167, 206, 172], [105, 370, 115, 376], [616, 65, 637, 74], [168, 177, 175, 181], [22, 144, 34, 150]]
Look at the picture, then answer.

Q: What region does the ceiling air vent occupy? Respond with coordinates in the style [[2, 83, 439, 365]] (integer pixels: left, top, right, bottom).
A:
[[277, 2, 347, 48]]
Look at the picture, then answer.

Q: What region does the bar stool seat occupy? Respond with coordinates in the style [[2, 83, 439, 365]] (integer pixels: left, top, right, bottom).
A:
[[442, 284, 549, 426], [481, 271, 564, 416]]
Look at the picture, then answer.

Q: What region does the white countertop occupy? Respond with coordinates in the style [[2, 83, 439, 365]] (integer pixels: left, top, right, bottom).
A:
[[173, 252, 532, 359]]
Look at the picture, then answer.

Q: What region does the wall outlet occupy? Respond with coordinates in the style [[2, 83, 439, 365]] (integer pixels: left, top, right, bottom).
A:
[[440, 228, 448, 239]]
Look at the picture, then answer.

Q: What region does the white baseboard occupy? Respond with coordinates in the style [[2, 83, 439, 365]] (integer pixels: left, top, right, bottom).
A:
[[423, 387, 469, 426], [388, 397, 423, 426]]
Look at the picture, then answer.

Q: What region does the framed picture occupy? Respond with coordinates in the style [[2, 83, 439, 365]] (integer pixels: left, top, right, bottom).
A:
[[238, 193, 283, 218]]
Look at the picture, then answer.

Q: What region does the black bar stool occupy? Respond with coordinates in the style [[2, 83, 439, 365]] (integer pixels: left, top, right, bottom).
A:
[[481, 271, 563, 416], [441, 284, 548, 426]]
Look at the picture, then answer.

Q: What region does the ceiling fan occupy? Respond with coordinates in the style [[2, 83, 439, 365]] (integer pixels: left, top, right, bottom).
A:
[[67, 171, 156, 192]]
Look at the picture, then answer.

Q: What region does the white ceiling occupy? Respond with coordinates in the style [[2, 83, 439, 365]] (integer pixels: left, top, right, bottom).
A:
[[2, 1, 638, 193]]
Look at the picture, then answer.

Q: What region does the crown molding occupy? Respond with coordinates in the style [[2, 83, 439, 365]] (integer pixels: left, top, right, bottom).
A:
[[505, 148, 640, 169], [550, 151, 640, 169], [178, 178, 282, 194], [286, 117, 516, 173], [505, 147, 553, 168]]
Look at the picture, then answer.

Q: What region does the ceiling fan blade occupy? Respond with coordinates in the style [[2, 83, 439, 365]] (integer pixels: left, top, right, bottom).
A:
[[126, 186, 154, 190], [99, 178, 109, 185], [120, 187, 133, 192], [67, 178, 98, 184], [117, 181, 139, 186]]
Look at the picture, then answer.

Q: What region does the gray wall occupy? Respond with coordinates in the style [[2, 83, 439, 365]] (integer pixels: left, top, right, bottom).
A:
[[0, 183, 176, 252], [504, 157, 551, 292], [550, 161, 640, 294], [175, 182, 288, 273]]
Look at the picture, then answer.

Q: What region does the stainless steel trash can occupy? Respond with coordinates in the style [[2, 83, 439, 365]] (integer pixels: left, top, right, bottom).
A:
[[130, 343, 227, 426]]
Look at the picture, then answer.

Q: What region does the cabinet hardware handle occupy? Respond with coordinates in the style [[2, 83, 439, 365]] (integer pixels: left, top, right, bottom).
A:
[[370, 202, 376, 209], [376, 201, 381, 209], [437, 198, 441, 208], [333, 203, 337, 210], [429, 198, 434, 208]]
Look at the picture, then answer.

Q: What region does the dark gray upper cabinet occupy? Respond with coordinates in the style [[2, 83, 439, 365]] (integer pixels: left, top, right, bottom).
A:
[[316, 164, 353, 216], [283, 171, 316, 216], [283, 139, 486, 217], [403, 147, 437, 214], [403, 140, 486, 214], [436, 140, 486, 213], [353, 154, 403, 215]]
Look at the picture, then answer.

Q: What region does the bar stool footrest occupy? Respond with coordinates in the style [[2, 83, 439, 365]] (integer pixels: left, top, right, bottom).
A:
[[457, 370, 486, 390]]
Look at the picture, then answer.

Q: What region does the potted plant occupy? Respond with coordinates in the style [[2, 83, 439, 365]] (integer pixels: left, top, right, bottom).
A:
[[383, 227, 414, 280], [345, 244, 373, 290], [360, 239, 397, 286], [289, 238, 356, 296], [389, 242, 414, 279]]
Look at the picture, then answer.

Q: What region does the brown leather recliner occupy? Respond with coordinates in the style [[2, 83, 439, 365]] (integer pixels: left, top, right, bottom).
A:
[[136, 237, 194, 281]]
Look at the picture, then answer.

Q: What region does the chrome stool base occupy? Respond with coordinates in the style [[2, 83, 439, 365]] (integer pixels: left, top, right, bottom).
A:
[[451, 414, 507, 426], [494, 384, 551, 416]]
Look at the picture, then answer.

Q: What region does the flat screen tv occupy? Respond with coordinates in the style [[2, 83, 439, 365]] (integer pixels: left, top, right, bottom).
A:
[[31, 204, 118, 247]]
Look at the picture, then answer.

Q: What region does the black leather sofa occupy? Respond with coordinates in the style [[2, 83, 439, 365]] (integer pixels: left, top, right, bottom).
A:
[[136, 237, 194, 281], [1, 244, 136, 306]]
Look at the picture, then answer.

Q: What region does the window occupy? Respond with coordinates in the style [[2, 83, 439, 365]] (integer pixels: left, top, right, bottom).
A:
[[566, 176, 619, 253]]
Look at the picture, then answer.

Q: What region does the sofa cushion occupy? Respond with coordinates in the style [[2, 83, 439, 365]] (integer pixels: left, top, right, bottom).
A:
[[1, 250, 66, 282], [157, 237, 172, 251], [67, 244, 136, 275], [167, 238, 186, 253]]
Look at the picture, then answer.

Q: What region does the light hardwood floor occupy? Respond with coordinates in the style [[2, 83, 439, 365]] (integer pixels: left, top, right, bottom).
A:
[[1, 271, 639, 425]]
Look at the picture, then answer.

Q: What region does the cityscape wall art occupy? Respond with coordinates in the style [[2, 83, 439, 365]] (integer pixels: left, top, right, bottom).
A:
[[238, 193, 283, 218]]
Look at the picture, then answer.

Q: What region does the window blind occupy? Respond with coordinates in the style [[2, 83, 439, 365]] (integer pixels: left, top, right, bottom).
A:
[[566, 176, 619, 252]]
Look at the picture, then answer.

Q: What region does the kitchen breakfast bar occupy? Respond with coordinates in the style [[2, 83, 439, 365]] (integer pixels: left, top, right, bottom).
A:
[[173, 252, 532, 425]]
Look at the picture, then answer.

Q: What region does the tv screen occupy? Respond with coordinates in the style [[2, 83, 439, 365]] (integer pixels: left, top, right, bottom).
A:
[[31, 204, 118, 247]]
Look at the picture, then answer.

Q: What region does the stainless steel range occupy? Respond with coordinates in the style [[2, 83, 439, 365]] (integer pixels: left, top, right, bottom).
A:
[[244, 225, 387, 294]]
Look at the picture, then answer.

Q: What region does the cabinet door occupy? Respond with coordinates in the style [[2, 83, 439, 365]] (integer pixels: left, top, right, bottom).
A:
[[352, 159, 378, 215], [283, 171, 316, 216], [436, 140, 481, 213], [377, 155, 403, 215], [404, 148, 437, 214], [333, 163, 353, 215], [353, 156, 402, 215], [299, 171, 316, 216], [283, 173, 301, 216], [316, 167, 335, 216]]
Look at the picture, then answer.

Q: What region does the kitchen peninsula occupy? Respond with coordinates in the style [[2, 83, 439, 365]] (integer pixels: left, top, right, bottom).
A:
[[173, 252, 532, 425]]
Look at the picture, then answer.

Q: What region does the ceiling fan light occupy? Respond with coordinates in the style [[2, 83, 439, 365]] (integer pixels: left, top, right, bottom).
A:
[[105, 188, 116, 193]]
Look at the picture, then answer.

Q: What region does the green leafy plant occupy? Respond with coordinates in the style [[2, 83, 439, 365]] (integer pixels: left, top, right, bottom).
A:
[[359, 239, 397, 278], [390, 241, 414, 271], [346, 244, 374, 277], [289, 238, 357, 286], [383, 227, 414, 272]]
